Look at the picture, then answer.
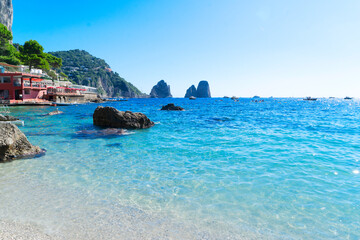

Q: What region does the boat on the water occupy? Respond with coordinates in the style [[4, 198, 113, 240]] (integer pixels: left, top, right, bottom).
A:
[[189, 96, 196, 100], [303, 97, 317, 101], [344, 96, 353, 100]]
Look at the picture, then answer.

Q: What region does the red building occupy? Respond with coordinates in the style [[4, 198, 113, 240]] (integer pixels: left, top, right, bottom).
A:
[[0, 63, 48, 104]]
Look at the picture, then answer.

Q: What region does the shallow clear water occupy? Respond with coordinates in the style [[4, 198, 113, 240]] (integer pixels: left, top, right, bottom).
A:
[[0, 98, 359, 239]]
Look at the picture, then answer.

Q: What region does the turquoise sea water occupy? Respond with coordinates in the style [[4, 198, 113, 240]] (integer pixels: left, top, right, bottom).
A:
[[0, 98, 359, 239]]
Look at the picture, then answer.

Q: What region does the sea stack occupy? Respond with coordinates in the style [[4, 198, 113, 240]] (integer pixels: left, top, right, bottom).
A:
[[184, 81, 211, 98], [0, 0, 13, 32], [184, 85, 197, 98], [196, 81, 211, 98], [150, 80, 172, 98]]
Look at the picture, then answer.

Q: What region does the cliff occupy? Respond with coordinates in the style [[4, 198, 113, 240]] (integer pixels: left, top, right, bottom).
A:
[[184, 85, 197, 98], [49, 50, 145, 98], [150, 80, 172, 98], [0, 0, 13, 32], [184, 81, 211, 98]]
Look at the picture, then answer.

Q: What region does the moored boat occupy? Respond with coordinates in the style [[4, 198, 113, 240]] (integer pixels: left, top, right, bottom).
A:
[[303, 97, 317, 101]]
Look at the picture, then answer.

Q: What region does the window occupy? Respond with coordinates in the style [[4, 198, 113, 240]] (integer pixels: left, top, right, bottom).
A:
[[0, 76, 11, 83], [24, 89, 30, 95], [13, 77, 22, 86], [0, 90, 9, 100]]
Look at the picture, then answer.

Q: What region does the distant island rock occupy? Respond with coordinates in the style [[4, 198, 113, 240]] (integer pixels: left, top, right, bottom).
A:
[[150, 80, 172, 98], [184, 81, 211, 98], [93, 106, 154, 129], [185, 85, 197, 98], [0, 0, 13, 33], [0, 123, 43, 162], [49, 50, 146, 98]]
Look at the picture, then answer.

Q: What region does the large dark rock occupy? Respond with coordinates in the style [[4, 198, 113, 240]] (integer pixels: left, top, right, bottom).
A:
[[150, 80, 172, 98], [0, 123, 42, 162], [161, 103, 184, 111], [184, 85, 197, 98], [196, 81, 211, 98], [93, 106, 154, 129]]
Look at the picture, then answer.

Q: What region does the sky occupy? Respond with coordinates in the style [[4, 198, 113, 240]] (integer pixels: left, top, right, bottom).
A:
[[12, 0, 360, 97]]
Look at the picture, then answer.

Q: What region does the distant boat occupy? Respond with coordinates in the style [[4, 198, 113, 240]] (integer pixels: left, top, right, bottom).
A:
[[189, 96, 196, 100], [231, 96, 239, 100], [253, 96, 260, 99], [344, 96, 353, 100], [329, 97, 335, 99], [303, 97, 317, 101], [223, 96, 229, 98]]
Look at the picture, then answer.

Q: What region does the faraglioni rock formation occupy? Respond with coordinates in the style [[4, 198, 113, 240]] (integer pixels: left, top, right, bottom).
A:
[[150, 80, 172, 98], [184, 85, 197, 98], [0, 0, 13, 32], [196, 81, 211, 98], [0, 123, 42, 162], [184, 81, 211, 98], [93, 106, 154, 129]]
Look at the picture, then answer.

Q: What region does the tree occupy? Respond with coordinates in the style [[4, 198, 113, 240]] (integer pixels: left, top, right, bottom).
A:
[[45, 53, 62, 69], [19, 40, 49, 71], [0, 23, 21, 65]]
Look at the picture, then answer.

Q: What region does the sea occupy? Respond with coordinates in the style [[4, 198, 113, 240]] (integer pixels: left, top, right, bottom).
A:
[[0, 98, 359, 239]]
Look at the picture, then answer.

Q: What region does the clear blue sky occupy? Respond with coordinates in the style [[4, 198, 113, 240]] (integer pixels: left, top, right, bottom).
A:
[[12, 0, 360, 97]]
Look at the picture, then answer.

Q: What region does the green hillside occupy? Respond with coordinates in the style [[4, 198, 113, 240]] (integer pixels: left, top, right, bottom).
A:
[[49, 50, 144, 98]]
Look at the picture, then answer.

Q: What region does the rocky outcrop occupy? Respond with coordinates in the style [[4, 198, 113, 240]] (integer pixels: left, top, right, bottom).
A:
[[0, 114, 18, 121], [0, 123, 42, 162], [184, 81, 211, 98], [184, 85, 197, 98], [93, 106, 154, 129], [161, 103, 184, 111], [150, 80, 172, 98], [196, 81, 211, 98], [0, 0, 13, 32]]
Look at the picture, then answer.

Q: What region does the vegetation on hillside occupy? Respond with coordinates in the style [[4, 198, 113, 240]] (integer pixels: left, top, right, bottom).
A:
[[0, 23, 62, 79], [49, 50, 144, 97]]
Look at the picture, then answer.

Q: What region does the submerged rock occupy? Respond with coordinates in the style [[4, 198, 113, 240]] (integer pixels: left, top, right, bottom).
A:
[[76, 128, 129, 137], [196, 81, 211, 98], [0, 123, 42, 162], [47, 110, 63, 116], [161, 103, 184, 111], [93, 106, 154, 129], [150, 80, 172, 98], [184, 85, 197, 98]]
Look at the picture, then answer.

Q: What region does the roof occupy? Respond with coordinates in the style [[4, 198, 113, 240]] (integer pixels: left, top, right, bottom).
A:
[[0, 72, 42, 78]]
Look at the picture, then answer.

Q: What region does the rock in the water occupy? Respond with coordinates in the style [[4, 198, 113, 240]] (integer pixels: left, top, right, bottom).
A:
[[0, 0, 13, 33], [76, 128, 129, 137], [150, 80, 172, 98], [196, 81, 211, 98], [161, 103, 184, 111], [93, 106, 154, 129], [47, 110, 63, 116], [184, 85, 197, 98], [0, 114, 19, 121], [0, 123, 42, 162]]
